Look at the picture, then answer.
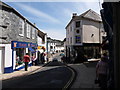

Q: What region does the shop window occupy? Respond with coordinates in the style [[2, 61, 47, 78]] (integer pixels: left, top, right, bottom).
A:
[[16, 48, 25, 67]]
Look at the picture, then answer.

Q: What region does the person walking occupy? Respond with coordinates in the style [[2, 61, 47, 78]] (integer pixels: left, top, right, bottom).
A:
[[96, 53, 109, 89], [23, 53, 30, 71], [31, 54, 36, 66]]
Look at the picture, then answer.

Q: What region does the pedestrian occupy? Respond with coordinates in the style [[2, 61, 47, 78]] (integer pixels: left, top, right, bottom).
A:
[[23, 53, 30, 71], [31, 54, 36, 66], [96, 53, 109, 89], [41, 52, 45, 64], [61, 56, 66, 63]]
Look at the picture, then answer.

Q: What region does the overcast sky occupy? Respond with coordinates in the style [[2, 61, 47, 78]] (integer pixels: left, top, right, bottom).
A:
[[5, 0, 103, 40]]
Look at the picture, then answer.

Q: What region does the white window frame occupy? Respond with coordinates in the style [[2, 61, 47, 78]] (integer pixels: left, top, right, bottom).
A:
[[26, 23, 31, 38], [19, 19, 24, 36], [32, 27, 36, 39]]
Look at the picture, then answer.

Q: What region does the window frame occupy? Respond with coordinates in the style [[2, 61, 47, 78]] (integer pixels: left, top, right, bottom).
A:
[[19, 19, 24, 36], [26, 23, 31, 38]]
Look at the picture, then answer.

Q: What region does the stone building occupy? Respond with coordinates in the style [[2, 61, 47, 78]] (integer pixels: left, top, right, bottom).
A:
[[0, 2, 39, 73], [65, 9, 106, 63]]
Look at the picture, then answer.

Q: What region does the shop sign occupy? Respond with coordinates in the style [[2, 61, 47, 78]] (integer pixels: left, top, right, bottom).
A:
[[11, 41, 38, 49]]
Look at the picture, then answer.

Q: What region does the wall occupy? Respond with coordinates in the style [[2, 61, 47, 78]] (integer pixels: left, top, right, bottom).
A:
[[0, 7, 37, 44], [82, 19, 101, 43], [66, 22, 74, 46]]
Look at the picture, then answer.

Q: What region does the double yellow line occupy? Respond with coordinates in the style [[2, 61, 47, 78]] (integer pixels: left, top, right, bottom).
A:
[[62, 66, 76, 90]]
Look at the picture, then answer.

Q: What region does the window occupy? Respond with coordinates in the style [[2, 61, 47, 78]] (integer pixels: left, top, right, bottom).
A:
[[32, 27, 36, 39], [70, 26, 72, 31], [70, 37, 72, 44], [76, 21, 80, 28], [26, 23, 31, 38], [76, 29, 80, 33], [68, 38, 69, 44], [68, 29, 69, 34], [19, 19, 24, 36], [75, 35, 81, 43]]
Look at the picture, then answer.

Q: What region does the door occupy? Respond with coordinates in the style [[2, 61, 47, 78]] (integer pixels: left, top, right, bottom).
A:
[[0, 47, 5, 74]]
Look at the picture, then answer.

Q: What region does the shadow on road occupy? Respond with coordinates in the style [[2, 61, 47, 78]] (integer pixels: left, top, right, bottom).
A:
[[3, 64, 72, 89]]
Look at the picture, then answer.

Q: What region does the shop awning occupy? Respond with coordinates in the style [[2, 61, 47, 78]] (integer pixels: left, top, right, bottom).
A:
[[28, 48, 35, 52]]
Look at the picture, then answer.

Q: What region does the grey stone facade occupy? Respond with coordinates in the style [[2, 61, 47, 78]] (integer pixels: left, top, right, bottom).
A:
[[0, 2, 38, 44]]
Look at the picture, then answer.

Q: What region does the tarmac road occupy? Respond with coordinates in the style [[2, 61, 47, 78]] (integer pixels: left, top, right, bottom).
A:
[[2, 61, 73, 89]]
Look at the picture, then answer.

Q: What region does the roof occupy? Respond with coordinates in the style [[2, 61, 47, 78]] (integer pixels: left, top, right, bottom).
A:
[[80, 9, 102, 22], [65, 9, 102, 29], [38, 30, 46, 40]]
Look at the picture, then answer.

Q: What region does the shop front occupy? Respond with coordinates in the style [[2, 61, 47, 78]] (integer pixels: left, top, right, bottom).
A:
[[37, 46, 46, 64], [11, 41, 37, 71]]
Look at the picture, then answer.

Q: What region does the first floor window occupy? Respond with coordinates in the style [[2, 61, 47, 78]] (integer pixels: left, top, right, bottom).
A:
[[75, 35, 81, 43], [26, 23, 31, 38], [19, 19, 24, 36]]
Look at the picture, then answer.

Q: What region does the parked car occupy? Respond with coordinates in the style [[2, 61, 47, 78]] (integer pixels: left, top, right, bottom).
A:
[[52, 58, 58, 62], [60, 53, 65, 56]]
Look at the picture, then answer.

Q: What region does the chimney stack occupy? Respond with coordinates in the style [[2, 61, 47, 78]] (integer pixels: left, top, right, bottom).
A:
[[34, 23, 36, 26], [72, 13, 77, 18]]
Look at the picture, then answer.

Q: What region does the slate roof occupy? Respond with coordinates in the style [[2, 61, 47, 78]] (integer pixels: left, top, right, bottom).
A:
[[80, 9, 102, 22], [66, 9, 102, 29]]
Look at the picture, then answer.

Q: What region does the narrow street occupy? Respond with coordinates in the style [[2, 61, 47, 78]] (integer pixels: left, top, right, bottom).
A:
[[2, 54, 74, 89]]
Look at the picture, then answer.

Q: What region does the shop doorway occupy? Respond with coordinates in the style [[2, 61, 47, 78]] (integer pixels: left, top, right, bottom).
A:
[[0, 47, 5, 74]]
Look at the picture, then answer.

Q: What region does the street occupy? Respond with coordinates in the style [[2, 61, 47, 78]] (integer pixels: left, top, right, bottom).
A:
[[2, 54, 74, 89]]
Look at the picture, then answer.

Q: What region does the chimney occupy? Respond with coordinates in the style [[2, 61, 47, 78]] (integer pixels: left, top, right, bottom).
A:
[[34, 23, 36, 26], [72, 13, 77, 18]]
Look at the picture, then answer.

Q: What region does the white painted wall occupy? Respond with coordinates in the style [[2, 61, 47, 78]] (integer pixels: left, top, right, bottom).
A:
[[56, 46, 64, 52], [0, 44, 12, 70], [82, 20, 100, 43], [13, 50, 16, 70], [66, 22, 74, 46], [37, 35, 47, 52], [4, 44, 12, 67]]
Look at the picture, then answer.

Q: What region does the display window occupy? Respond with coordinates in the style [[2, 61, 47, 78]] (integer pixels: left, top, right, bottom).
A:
[[16, 48, 25, 67]]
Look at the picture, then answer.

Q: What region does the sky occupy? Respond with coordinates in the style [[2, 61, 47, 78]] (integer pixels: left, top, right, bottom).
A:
[[4, 0, 103, 40]]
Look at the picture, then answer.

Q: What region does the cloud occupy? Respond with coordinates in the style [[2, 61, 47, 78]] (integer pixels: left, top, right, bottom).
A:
[[72, 2, 101, 15], [43, 28, 66, 40], [3, 0, 104, 2], [15, 3, 61, 23]]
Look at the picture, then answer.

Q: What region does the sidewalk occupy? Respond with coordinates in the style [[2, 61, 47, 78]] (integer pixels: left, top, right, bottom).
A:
[[0, 53, 61, 81], [0, 64, 46, 81], [68, 61, 100, 89]]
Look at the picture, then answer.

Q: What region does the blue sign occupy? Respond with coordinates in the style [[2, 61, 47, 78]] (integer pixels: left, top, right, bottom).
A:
[[11, 41, 38, 49]]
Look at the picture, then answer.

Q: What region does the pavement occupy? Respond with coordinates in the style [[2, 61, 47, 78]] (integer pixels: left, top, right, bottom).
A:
[[0, 52, 61, 81], [0, 53, 101, 89], [68, 61, 100, 89], [0, 64, 45, 81]]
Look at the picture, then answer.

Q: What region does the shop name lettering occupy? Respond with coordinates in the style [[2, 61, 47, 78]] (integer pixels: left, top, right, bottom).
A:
[[13, 42, 36, 48], [19, 43, 27, 47], [31, 44, 36, 47]]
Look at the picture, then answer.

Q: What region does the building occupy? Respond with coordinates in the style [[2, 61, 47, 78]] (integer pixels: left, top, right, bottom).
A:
[[0, 2, 43, 73], [47, 37, 64, 54], [65, 9, 106, 63], [37, 29, 47, 63]]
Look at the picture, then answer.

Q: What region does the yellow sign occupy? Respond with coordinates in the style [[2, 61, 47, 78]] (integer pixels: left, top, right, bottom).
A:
[[14, 43, 17, 47], [37, 46, 41, 49]]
